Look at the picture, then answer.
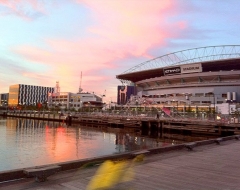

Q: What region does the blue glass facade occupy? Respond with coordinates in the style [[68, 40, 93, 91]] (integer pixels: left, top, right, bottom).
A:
[[117, 85, 135, 105]]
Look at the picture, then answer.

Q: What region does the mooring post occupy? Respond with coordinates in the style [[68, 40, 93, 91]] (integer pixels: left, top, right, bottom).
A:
[[218, 126, 222, 135], [160, 121, 163, 138], [158, 121, 162, 138], [148, 121, 151, 136]]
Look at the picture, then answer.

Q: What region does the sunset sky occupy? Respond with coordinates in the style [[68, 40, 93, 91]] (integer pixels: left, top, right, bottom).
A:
[[0, 0, 240, 102]]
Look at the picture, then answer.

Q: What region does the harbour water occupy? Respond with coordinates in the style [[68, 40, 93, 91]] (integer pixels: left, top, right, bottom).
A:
[[0, 117, 172, 172]]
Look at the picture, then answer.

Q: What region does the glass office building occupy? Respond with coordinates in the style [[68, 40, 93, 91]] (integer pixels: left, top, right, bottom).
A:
[[0, 93, 8, 107], [8, 84, 54, 107]]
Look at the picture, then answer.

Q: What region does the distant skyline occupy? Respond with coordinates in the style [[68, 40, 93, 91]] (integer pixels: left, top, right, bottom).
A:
[[1, 0, 240, 102]]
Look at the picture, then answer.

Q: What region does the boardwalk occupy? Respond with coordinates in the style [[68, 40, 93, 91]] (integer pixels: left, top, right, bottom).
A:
[[1, 138, 240, 189], [3, 111, 240, 136]]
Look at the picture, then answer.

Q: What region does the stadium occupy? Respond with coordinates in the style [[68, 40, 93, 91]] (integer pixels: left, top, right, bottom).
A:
[[116, 45, 240, 116]]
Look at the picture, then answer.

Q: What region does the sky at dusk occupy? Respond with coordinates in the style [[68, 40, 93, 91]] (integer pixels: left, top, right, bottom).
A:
[[0, 0, 240, 102]]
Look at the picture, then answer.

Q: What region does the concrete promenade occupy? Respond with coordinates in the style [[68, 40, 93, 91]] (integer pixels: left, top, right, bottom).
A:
[[1, 138, 240, 189]]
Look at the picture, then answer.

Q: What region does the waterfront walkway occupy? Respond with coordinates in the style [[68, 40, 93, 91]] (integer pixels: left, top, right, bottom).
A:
[[1, 138, 240, 189]]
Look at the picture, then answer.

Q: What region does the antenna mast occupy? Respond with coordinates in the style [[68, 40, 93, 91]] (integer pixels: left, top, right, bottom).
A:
[[78, 71, 83, 93], [55, 81, 60, 94]]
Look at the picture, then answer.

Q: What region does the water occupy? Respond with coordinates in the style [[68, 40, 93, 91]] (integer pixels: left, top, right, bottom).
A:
[[0, 117, 171, 172]]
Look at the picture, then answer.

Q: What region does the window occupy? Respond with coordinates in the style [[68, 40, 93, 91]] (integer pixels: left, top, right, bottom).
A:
[[202, 101, 211, 104], [195, 93, 204, 97], [191, 101, 200, 104], [222, 94, 227, 98], [176, 93, 184, 97], [180, 101, 186, 105], [205, 93, 214, 97]]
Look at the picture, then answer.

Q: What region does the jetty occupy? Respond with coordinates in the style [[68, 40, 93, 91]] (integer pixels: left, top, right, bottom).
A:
[[1, 110, 240, 137], [1, 111, 240, 137]]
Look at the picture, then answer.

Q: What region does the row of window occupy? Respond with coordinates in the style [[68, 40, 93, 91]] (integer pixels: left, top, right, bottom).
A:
[[51, 99, 83, 102], [152, 101, 224, 105], [52, 96, 68, 98], [142, 93, 227, 98], [49, 104, 81, 107]]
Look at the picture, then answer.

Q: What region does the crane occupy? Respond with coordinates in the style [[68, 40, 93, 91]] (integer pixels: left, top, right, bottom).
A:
[[102, 89, 106, 97]]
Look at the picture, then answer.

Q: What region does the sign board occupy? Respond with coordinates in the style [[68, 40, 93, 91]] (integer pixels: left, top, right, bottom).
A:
[[230, 104, 236, 114], [216, 103, 236, 114], [163, 66, 181, 75], [163, 63, 202, 76], [181, 63, 202, 74], [216, 103, 229, 114]]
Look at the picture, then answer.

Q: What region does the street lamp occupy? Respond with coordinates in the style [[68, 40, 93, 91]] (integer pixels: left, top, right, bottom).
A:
[[175, 100, 178, 114], [4, 102, 8, 112], [80, 101, 82, 112], [135, 100, 138, 115], [172, 99, 178, 115], [229, 100, 233, 115], [211, 93, 216, 121], [88, 101, 91, 112]]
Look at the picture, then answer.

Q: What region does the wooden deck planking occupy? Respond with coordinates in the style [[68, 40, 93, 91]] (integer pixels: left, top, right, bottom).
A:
[[1, 140, 240, 189]]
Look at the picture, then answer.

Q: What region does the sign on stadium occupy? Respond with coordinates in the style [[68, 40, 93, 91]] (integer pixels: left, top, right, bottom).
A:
[[163, 66, 181, 75], [181, 63, 202, 74], [164, 63, 202, 75]]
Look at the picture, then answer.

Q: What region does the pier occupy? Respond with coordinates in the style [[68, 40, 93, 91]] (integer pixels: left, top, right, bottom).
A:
[[78, 115, 240, 137], [1, 111, 240, 137]]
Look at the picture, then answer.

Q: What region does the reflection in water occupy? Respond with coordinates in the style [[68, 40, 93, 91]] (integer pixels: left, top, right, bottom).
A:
[[0, 118, 168, 172], [0, 118, 212, 172]]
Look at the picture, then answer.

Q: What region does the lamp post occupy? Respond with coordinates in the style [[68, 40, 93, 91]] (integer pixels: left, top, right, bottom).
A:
[[88, 101, 91, 112], [173, 99, 178, 116], [69, 102, 71, 112], [23, 102, 25, 110], [4, 102, 8, 112], [135, 100, 138, 115], [229, 100, 233, 115], [143, 100, 146, 112], [211, 93, 217, 121], [176, 101, 178, 115], [80, 101, 82, 112]]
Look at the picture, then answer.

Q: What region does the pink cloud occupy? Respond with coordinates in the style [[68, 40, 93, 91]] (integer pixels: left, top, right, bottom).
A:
[[12, 0, 192, 101], [0, 0, 46, 19], [75, 0, 182, 58]]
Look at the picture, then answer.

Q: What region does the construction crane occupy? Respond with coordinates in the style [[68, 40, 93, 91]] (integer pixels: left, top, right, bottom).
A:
[[102, 89, 106, 97]]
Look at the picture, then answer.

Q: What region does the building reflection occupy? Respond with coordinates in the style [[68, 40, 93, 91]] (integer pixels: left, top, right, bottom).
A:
[[1, 118, 213, 172]]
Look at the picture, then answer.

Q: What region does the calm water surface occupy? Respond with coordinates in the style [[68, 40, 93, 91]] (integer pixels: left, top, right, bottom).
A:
[[0, 117, 171, 172]]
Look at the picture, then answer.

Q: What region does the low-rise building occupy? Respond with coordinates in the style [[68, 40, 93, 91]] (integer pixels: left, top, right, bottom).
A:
[[48, 92, 104, 111], [47, 82, 104, 111], [0, 93, 8, 108]]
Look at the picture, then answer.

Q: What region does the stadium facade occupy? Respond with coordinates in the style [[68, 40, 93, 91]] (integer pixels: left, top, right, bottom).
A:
[[116, 45, 240, 114]]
